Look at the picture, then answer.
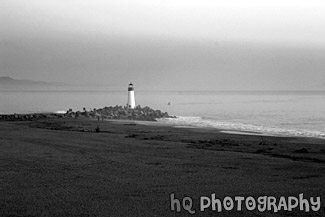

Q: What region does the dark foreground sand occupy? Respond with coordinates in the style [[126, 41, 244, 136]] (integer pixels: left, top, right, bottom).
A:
[[0, 118, 324, 217]]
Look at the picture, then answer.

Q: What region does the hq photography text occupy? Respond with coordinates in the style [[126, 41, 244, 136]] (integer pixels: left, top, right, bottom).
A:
[[170, 193, 321, 214]]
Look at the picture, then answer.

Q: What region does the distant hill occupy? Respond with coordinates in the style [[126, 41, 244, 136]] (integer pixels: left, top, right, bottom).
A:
[[0, 77, 67, 87]]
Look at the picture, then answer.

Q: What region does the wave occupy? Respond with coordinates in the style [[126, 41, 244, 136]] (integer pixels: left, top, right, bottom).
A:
[[157, 116, 325, 139], [54, 110, 67, 114]]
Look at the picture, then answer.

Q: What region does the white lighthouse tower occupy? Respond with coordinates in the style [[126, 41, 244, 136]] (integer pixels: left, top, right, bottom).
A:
[[127, 83, 136, 109]]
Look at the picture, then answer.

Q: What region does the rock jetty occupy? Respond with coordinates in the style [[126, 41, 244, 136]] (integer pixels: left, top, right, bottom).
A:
[[0, 105, 175, 121], [0, 113, 65, 121], [66, 105, 175, 121]]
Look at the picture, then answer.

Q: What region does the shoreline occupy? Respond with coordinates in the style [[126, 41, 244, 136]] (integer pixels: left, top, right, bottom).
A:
[[114, 118, 325, 141], [159, 116, 325, 140], [111, 119, 291, 138], [1, 111, 325, 140]]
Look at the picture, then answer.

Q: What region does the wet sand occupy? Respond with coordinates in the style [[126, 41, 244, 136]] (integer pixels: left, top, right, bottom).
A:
[[0, 118, 324, 216]]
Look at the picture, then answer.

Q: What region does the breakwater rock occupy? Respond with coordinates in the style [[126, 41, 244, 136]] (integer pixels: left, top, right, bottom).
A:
[[67, 105, 175, 121], [0, 105, 175, 122], [0, 113, 63, 121]]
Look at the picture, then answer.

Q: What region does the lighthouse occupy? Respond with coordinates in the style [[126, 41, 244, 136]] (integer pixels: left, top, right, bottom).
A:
[[127, 83, 136, 109]]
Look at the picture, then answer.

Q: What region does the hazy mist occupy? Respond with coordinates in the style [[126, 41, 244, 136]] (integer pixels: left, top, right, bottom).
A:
[[1, 0, 325, 91]]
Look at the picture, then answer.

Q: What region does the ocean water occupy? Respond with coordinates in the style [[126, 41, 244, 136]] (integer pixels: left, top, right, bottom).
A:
[[0, 90, 324, 139]]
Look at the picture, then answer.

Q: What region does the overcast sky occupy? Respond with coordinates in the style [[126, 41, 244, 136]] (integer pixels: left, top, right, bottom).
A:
[[1, 0, 325, 90]]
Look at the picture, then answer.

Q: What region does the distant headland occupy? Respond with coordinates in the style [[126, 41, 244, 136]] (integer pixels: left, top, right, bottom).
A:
[[0, 76, 67, 88]]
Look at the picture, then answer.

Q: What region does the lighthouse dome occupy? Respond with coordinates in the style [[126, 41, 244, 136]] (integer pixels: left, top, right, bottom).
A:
[[128, 83, 134, 91]]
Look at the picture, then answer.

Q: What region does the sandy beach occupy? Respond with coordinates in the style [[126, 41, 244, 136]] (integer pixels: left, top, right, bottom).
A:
[[0, 118, 324, 216]]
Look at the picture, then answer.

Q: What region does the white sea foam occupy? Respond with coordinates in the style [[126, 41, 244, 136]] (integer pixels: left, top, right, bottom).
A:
[[157, 116, 325, 139], [54, 110, 66, 114]]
